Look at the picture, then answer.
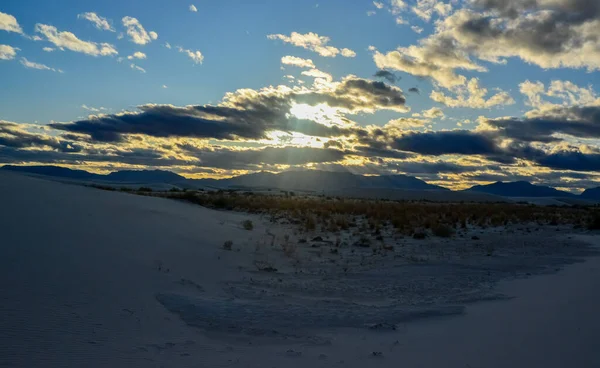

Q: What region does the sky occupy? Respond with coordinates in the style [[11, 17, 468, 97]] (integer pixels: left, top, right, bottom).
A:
[[1, 0, 600, 192]]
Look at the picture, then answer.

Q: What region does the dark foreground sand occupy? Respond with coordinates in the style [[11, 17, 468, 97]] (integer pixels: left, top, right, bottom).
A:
[[0, 171, 598, 367]]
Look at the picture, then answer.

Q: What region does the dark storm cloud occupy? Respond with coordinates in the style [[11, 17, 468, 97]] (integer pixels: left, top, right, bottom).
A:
[[50, 77, 406, 143], [373, 70, 399, 84], [178, 145, 348, 169], [323, 140, 343, 149], [408, 87, 420, 94], [390, 160, 500, 174], [536, 151, 600, 172], [0, 146, 191, 167], [441, 0, 600, 70], [486, 106, 600, 142], [472, 0, 600, 20], [0, 121, 82, 152], [391, 130, 499, 156]]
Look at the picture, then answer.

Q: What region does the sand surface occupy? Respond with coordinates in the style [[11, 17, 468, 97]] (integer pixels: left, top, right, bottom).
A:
[[0, 171, 599, 367]]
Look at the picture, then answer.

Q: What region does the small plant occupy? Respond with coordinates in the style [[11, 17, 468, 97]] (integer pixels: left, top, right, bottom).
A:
[[242, 219, 254, 231], [223, 240, 233, 251], [138, 187, 153, 192], [587, 213, 600, 230], [355, 235, 371, 247], [254, 260, 277, 272], [413, 231, 427, 240], [432, 224, 455, 238], [282, 242, 297, 257], [281, 234, 297, 257], [304, 215, 316, 232]]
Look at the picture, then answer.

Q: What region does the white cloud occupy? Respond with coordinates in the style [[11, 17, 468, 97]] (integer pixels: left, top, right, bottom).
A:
[[0, 44, 18, 60], [122, 16, 157, 45], [412, 0, 452, 22], [373, 1, 385, 9], [177, 46, 204, 64], [411, 25, 424, 34], [165, 42, 172, 49], [162, 85, 168, 89], [189, 4, 198, 12], [341, 48, 356, 58], [0, 11, 23, 34], [42, 47, 55, 52], [372, 34, 487, 89], [77, 12, 115, 32], [130, 63, 146, 73], [301, 68, 333, 82], [385, 117, 429, 129], [35, 24, 118, 57], [414, 107, 445, 119], [519, 79, 600, 117], [267, 32, 355, 58], [281, 55, 315, 69], [20, 57, 61, 72], [81, 105, 108, 112], [430, 78, 515, 108], [127, 51, 147, 60], [434, 8, 600, 71]]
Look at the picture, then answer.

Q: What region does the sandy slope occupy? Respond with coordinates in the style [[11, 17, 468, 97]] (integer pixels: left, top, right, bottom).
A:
[[0, 171, 599, 367]]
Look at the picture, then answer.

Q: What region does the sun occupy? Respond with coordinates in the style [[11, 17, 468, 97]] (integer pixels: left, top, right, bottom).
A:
[[288, 103, 344, 127], [265, 130, 321, 147]]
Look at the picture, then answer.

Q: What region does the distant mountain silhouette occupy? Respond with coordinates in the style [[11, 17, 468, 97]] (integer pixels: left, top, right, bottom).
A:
[[1, 165, 186, 184], [466, 181, 575, 198], [1, 165, 446, 191], [194, 170, 448, 191], [580, 187, 600, 200], [1, 165, 98, 180], [106, 170, 185, 183], [7, 166, 596, 198]]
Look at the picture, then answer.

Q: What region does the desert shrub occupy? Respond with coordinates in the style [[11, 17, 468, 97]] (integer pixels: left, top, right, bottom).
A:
[[138, 187, 153, 192], [413, 231, 427, 240], [223, 240, 233, 250], [587, 213, 600, 230], [432, 224, 455, 238], [158, 188, 589, 233], [282, 242, 297, 257], [304, 215, 316, 232], [355, 235, 371, 247], [242, 219, 254, 231]]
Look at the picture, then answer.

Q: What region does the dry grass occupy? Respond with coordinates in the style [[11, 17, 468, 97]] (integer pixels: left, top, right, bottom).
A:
[[92, 186, 597, 233], [164, 190, 595, 233], [242, 219, 254, 231]]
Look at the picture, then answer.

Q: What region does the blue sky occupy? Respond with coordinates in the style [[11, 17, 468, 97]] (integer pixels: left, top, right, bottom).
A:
[[1, 0, 600, 191]]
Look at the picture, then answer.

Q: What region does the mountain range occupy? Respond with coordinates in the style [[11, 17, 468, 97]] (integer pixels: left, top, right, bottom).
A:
[[2, 164, 599, 199]]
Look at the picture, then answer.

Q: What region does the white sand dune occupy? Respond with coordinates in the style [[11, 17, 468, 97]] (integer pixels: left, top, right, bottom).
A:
[[0, 171, 599, 367]]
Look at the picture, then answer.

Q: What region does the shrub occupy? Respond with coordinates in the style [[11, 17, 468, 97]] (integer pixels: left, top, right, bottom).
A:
[[282, 242, 297, 257], [413, 232, 427, 240], [432, 224, 455, 238], [242, 219, 254, 231], [223, 240, 233, 250], [587, 213, 600, 230], [138, 187, 153, 192], [304, 215, 316, 232]]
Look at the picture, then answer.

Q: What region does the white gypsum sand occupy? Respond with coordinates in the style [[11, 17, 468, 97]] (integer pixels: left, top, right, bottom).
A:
[[0, 171, 599, 367]]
